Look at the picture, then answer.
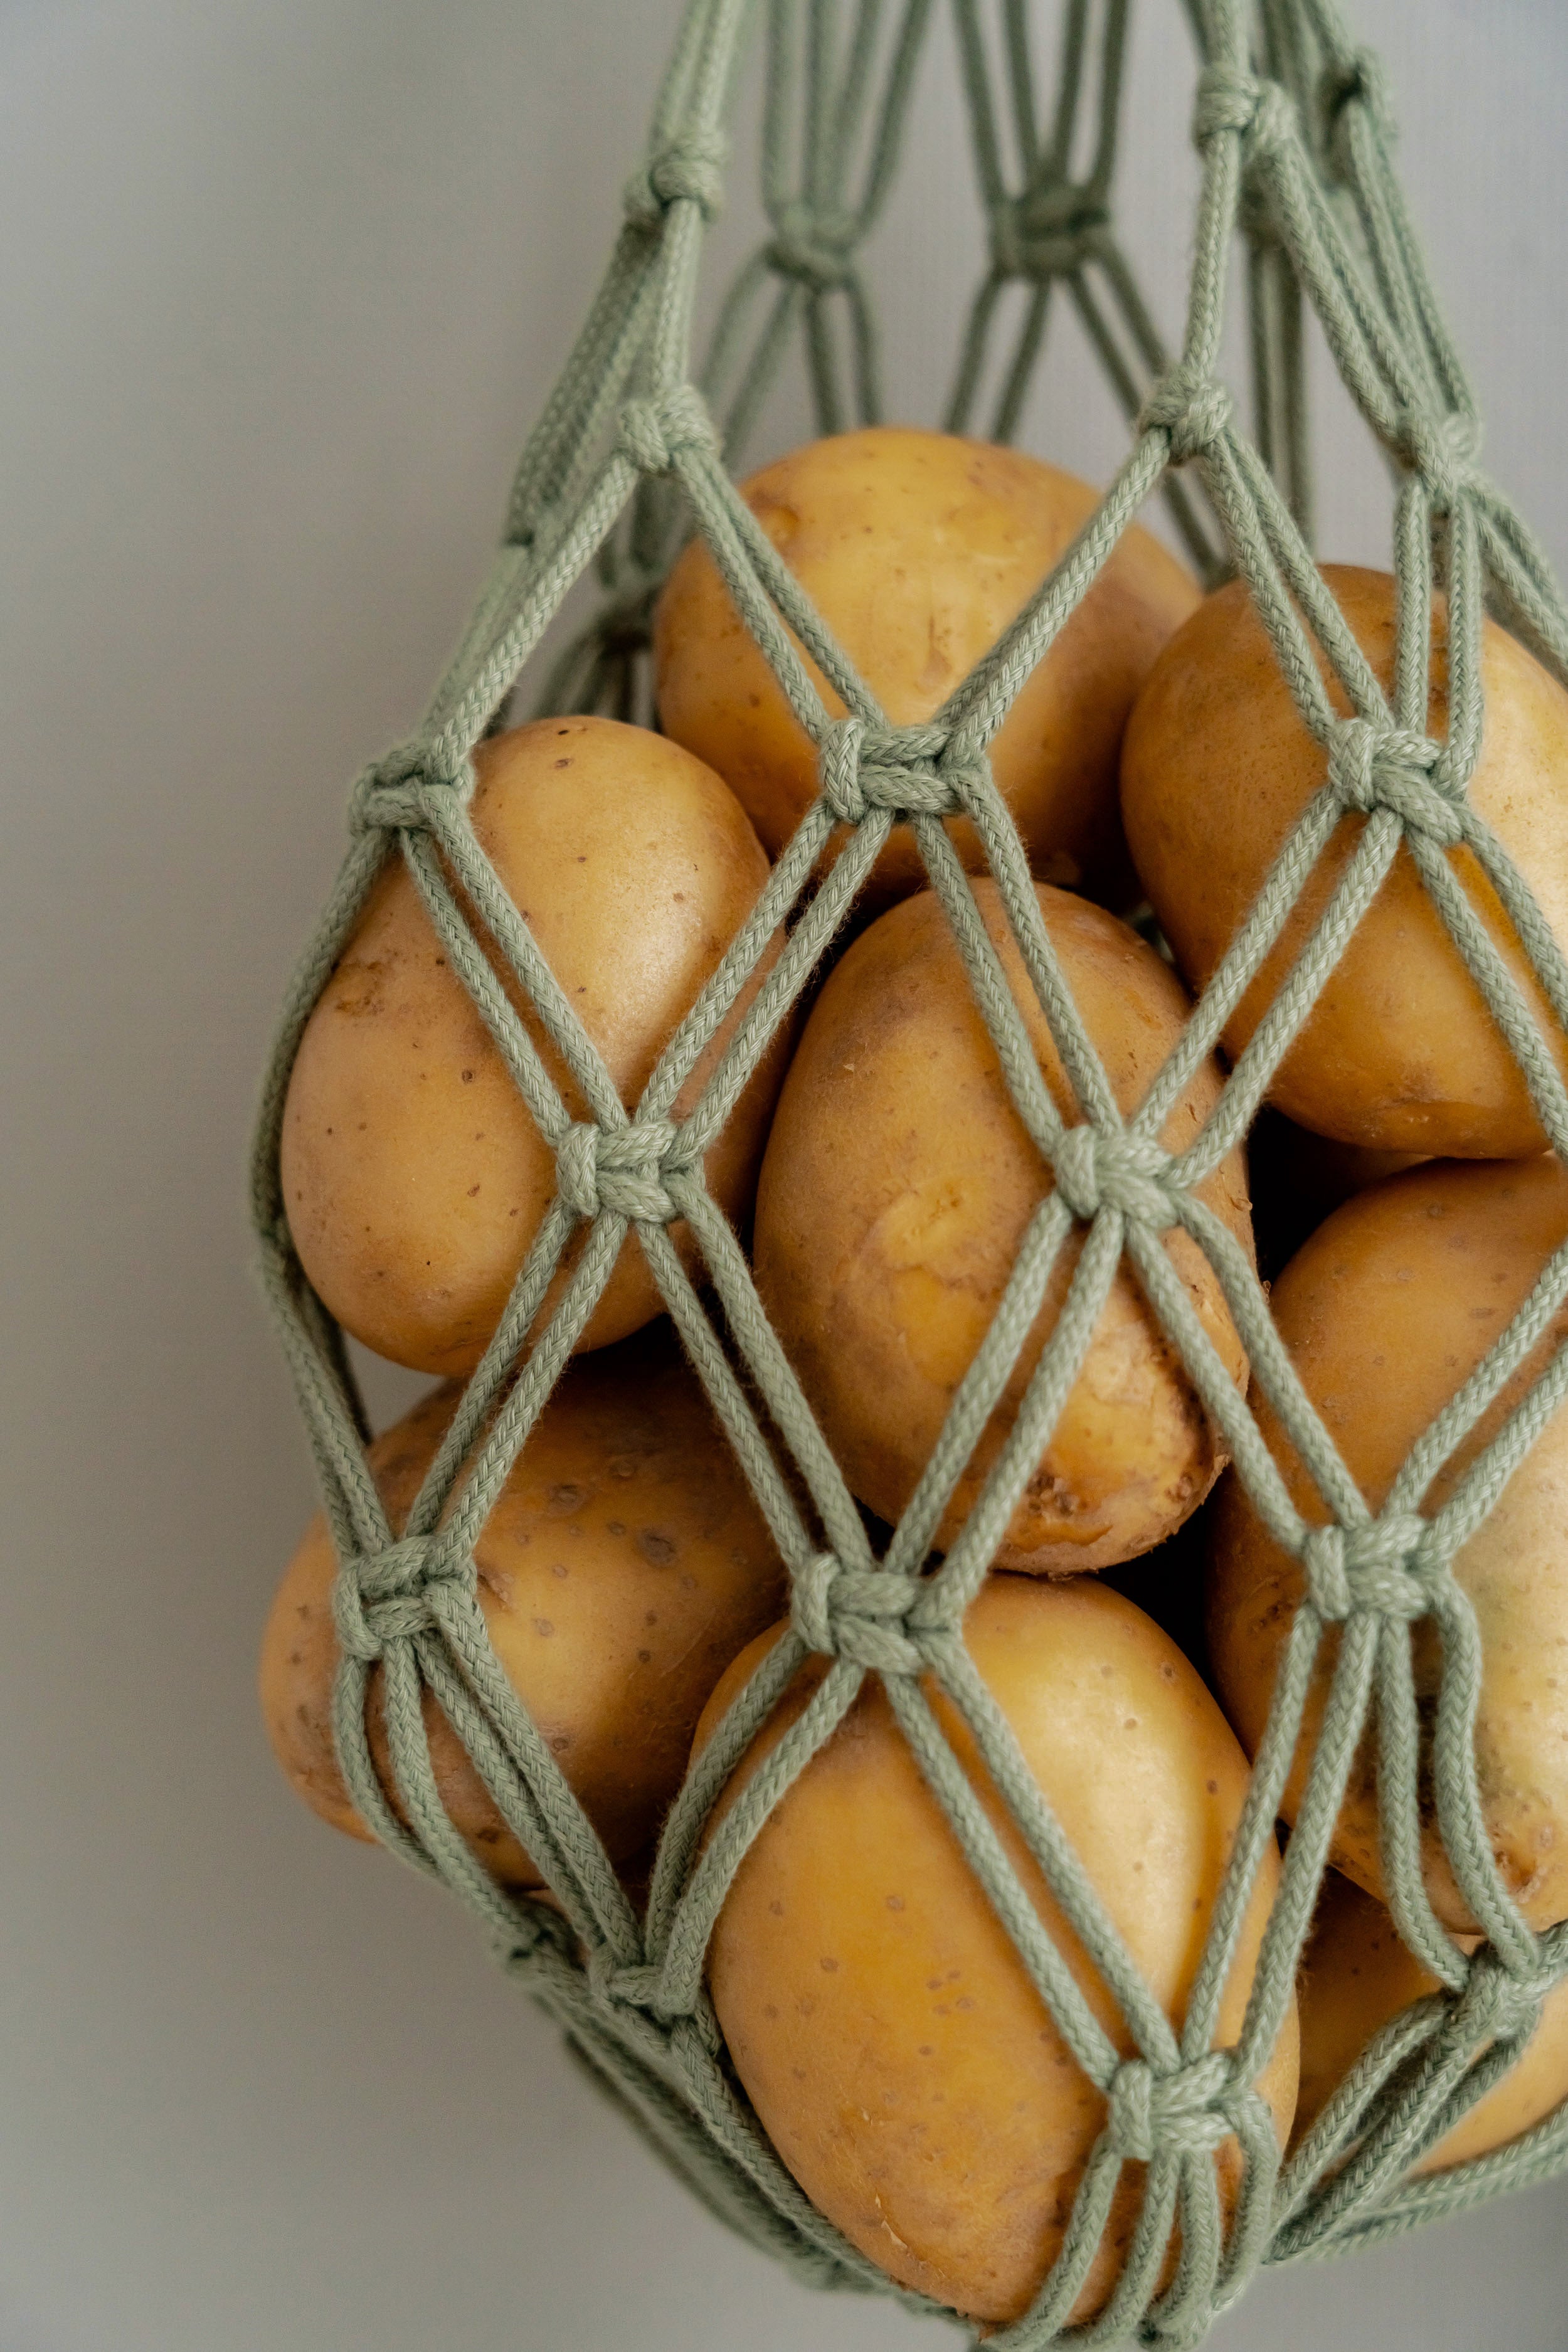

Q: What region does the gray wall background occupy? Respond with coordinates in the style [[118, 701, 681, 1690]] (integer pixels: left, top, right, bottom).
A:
[[4, 3, 1568, 2348]]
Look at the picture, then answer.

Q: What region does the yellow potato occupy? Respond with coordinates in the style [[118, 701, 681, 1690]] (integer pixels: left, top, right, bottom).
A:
[[1121, 566, 1568, 1157], [654, 427, 1199, 903], [259, 1326, 785, 1888], [1295, 1870, 1568, 2175], [1207, 1156, 1568, 1931], [753, 879, 1253, 1572], [696, 1575, 1298, 2324], [282, 715, 786, 1376]]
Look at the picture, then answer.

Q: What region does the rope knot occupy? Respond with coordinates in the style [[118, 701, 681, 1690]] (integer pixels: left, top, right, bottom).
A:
[[1449, 1944, 1558, 2051], [1320, 47, 1396, 152], [988, 189, 1110, 280], [1104, 2052, 1236, 2164], [1393, 407, 1485, 514], [790, 1554, 941, 1676], [1051, 1125, 1178, 1229], [556, 1120, 690, 1223], [818, 716, 978, 826], [585, 1948, 665, 2016], [1301, 1512, 1447, 1622], [1192, 65, 1293, 154], [765, 201, 860, 290], [501, 1904, 575, 1977], [622, 129, 728, 228], [1138, 367, 1234, 467], [331, 1533, 469, 1664], [617, 385, 719, 475], [349, 738, 474, 835], [1326, 717, 1466, 846]]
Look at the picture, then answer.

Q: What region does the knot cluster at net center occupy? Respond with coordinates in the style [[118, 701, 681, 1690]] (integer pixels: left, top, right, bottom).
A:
[[1301, 1512, 1448, 1622], [766, 201, 861, 291], [349, 738, 474, 835], [556, 1120, 692, 1224], [818, 716, 982, 827], [622, 128, 728, 229], [989, 189, 1110, 281], [1138, 364, 1235, 467], [1104, 2051, 1238, 2164], [1326, 716, 1468, 847], [618, 384, 721, 476], [791, 1554, 950, 1677], [332, 1532, 470, 1663], [1393, 406, 1485, 515], [1051, 1124, 1179, 1229]]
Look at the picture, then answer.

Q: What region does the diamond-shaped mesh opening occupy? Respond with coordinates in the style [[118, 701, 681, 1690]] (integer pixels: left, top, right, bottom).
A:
[[252, 0, 1568, 2341]]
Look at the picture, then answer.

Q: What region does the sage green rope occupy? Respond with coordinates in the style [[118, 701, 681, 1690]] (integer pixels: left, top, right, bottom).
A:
[[251, 2, 1568, 2344]]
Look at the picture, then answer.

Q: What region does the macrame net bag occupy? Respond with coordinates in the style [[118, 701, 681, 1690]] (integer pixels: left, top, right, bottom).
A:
[[252, 0, 1568, 2341]]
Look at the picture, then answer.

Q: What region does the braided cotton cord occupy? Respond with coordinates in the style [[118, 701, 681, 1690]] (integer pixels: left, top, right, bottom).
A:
[[252, 0, 1568, 2340]]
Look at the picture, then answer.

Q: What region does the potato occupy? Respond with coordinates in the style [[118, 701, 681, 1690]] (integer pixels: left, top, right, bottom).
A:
[[281, 715, 786, 1377], [753, 879, 1253, 1572], [259, 1325, 785, 1888], [1121, 566, 1568, 1157], [1295, 1870, 1568, 2175], [654, 427, 1199, 903], [696, 1575, 1297, 2325], [1207, 1157, 1568, 1931]]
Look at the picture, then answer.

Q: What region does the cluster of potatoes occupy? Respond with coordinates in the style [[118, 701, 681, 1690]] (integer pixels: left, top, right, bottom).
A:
[[262, 426, 1568, 2326]]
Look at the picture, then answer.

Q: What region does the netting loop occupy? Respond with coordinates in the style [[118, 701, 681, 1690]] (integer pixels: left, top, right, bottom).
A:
[[1104, 2051, 1237, 2164], [766, 201, 860, 292], [989, 192, 1111, 282], [331, 1534, 471, 1664], [1392, 406, 1485, 515], [251, 0, 1568, 2304], [1301, 1513, 1448, 1623], [349, 738, 475, 835], [1050, 1124, 1179, 1229], [817, 716, 975, 825], [617, 386, 721, 475], [1138, 366, 1235, 467], [791, 1555, 938, 1677], [1325, 717, 1467, 845], [622, 129, 728, 230], [556, 1119, 689, 1222]]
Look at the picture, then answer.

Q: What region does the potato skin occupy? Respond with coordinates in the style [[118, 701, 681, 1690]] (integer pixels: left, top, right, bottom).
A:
[[258, 1327, 785, 1887], [654, 427, 1199, 903], [1121, 566, 1568, 1157], [1295, 1870, 1568, 2175], [695, 1576, 1297, 2324], [1207, 1157, 1568, 1931], [753, 879, 1253, 1572], [280, 716, 785, 1376]]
